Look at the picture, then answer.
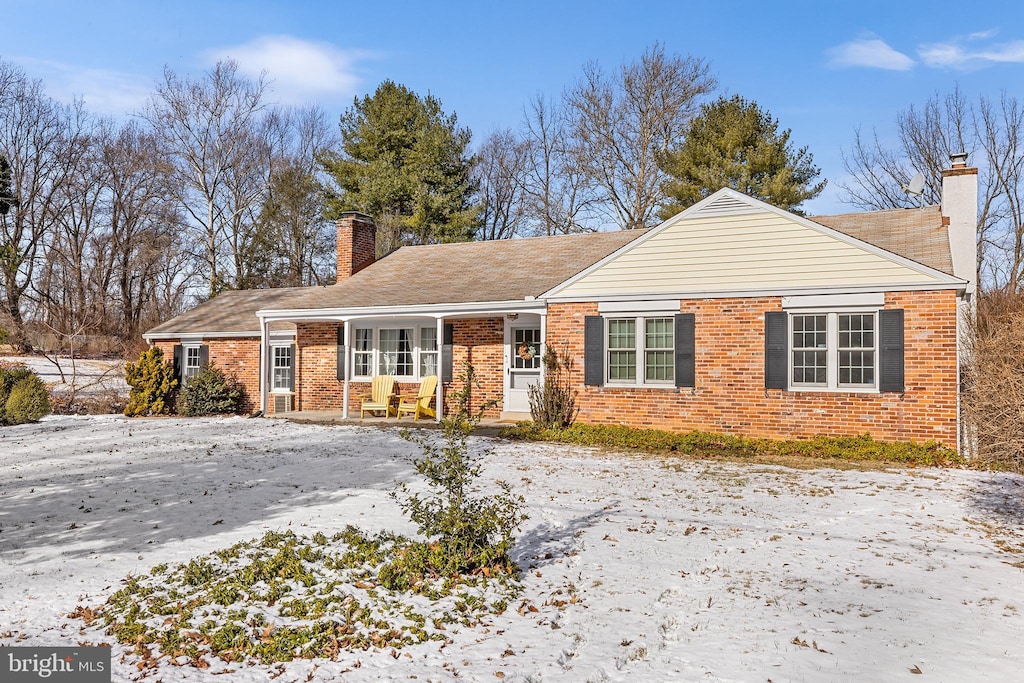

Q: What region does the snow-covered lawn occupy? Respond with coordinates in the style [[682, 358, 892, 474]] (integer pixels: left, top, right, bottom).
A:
[[2, 415, 1023, 682], [1, 355, 127, 395]]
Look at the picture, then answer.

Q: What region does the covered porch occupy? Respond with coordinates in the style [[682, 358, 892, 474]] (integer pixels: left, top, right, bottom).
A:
[[255, 301, 547, 422]]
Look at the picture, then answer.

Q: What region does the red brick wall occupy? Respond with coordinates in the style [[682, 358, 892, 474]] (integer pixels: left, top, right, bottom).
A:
[[150, 337, 260, 413], [546, 289, 959, 447], [293, 319, 503, 418], [449, 318, 503, 418]]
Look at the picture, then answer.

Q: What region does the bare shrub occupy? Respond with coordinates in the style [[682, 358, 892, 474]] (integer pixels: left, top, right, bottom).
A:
[[963, 291, 1024, 470], [528, 343, 580, 429]]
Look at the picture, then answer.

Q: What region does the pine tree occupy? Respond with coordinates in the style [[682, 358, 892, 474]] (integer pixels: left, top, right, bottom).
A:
[[659, 95, 825, 217], [320, 81, 479, 255]]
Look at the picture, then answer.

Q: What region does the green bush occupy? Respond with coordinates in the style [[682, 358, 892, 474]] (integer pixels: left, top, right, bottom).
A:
[[0, 366, 50, 425], [124, 347, 178, 416], [177, 363, 242, 417], [396, 362, 527, 577], [0, 365, 33, 420], [502, 422, 964, 467], [5, 373, 51, 424]]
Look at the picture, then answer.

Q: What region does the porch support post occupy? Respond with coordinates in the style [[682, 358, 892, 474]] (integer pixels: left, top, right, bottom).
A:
[[436, 317, 444, 422], [539, 311, 547, 384], [258, 317, 269, 415], [342, 319, 351, 419]]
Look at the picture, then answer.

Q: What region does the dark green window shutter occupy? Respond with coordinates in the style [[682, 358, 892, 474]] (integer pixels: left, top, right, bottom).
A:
[[674, 313, 695, 388], [289, 343, 297, 391], [199, 344, 209, 367], [879, 309, 905, 393], [335, 325, 345, 381], [584, 316, 604, 386], [764, 311, 787, 389], [172, 344, 182, 381], [441, 323, 454, 383]]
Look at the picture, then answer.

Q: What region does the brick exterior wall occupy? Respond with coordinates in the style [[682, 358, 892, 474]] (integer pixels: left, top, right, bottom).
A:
[[151, 337, 260, 413], [293, 319, 504, 418], [336, 213, 376, 283], [546, 289, 959, 447]]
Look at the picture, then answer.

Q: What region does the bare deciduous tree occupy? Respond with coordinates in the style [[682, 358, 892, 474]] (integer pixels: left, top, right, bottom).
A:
[[565, 44, 716, 230], [0, 61, 78, 351], [144, 60, 271, 296], [521, 95, 597, 235], [474, 128, 529, 240], [840, 88, 1024, 292]]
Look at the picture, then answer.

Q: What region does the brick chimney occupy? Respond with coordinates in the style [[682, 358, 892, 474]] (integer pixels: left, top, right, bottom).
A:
[[941, 152, 978, 295], [336, 212, 376, 283]]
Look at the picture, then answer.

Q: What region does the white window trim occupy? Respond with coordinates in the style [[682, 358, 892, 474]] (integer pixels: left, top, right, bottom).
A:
[[787, 309, 880, 393], [182, 342, 203, 384], [604, 314, 677, 388], [270, 343, 293, 394], [351, 324, 439, 381]]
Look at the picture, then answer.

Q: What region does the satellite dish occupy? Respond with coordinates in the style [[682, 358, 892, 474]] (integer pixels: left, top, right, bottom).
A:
[[902, 171, 926, 207]]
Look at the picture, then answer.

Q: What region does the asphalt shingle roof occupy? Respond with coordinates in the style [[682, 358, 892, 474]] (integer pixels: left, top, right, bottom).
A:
[[145, 205, 956, 339], [810, 205, 952, 275], [144, 287, 310, 337], [144, 230, 646, 336]]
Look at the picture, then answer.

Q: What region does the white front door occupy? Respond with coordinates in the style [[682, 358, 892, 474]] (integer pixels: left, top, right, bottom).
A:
[[505, 325, 542, 413]]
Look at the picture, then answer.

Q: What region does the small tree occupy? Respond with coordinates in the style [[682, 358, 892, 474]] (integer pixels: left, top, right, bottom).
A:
[[528, 343, 579, 429], [395, 362, 527, 577], [124, 347, 178, 416], [177, 363, 243, 417]]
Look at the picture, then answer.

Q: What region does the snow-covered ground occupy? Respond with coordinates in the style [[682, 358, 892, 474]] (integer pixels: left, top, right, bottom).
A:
[[2, 415, 1023, 682], [1, 355, 127, 395]]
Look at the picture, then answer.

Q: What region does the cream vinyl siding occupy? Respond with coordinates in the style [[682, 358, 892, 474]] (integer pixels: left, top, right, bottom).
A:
[[555, 211, 947, 298]]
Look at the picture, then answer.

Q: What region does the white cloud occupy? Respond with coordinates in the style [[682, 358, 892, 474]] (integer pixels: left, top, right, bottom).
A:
[[967, 29, 998, 41], [826, 39, 915, 71], [11, 57, 152, 117], [206, 36, 369, 107], [919, 35, 1024, 69]]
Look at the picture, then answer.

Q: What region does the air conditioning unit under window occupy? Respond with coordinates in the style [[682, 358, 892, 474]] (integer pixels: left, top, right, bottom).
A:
[[273, 394, 294, 413]]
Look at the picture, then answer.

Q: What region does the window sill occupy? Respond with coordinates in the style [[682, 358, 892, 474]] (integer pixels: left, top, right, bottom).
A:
[[787, 385, 879, 394], [602, 383, 682, 390]]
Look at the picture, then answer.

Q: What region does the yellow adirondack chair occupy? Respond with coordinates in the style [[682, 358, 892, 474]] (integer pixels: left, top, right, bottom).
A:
[[396, 375, 438, 421], [359, 375, 396, 417]]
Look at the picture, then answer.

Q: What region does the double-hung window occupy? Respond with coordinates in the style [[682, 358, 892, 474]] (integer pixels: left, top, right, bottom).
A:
[[606, 316, 675, 385], [271, 345, 294, 392], [353, 329, 373, 376], [183, 345, 203, 384], [789, 312, 876, 390], [419, 328, 438, 377]]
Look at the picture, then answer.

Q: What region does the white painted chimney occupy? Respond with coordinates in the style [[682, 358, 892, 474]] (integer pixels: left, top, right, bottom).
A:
[[941, 152, 978, 294]]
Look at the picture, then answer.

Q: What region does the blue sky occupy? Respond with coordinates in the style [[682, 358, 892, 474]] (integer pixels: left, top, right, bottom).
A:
[[3, 0, 1022, 214]]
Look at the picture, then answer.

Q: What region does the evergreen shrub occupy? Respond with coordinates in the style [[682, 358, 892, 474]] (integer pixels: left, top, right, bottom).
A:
[[177, 363, 242, 416], [124, 347, 178, 416], [4, 373, 51, 424]]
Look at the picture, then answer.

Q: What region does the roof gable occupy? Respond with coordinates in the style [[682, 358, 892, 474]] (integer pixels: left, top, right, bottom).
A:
[[545, 189, 962, 300]]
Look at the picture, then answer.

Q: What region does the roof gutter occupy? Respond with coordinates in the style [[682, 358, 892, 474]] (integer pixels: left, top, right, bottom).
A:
[[256, 298, 546, 322]]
